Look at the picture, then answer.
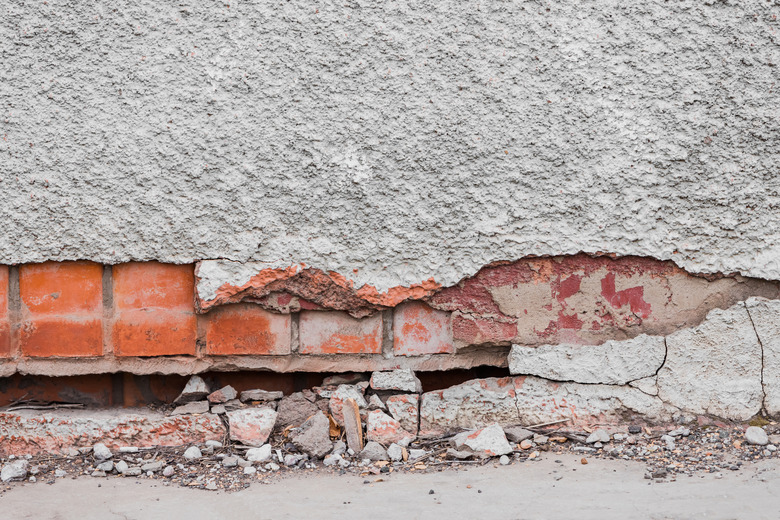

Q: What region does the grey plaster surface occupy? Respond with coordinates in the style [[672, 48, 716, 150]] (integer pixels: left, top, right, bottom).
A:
[[2, 1, 779, 289]]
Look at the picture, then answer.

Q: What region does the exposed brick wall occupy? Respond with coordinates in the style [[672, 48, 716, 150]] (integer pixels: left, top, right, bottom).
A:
[[0, 261, 454, 371], [0, 256, 778, 375], [0, 266, 9, 358]]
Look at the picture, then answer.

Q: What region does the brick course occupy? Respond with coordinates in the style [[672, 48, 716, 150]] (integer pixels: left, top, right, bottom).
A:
[[0, 266, 10, 357]]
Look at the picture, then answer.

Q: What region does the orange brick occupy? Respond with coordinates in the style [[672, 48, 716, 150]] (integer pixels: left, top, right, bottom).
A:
[[20, 261, 102, 315], [393, 302, 454, 356], [0, 321, 10, 358], [299, 311, 382, 355], [0, 265, 8, 318], [20, 318, 103, 357], [112, 309, 196, 356], [19, 262, 104, 358], [113, 262, 194, 311], [205, 304, 291, 356], [0, 266, 8, 357]]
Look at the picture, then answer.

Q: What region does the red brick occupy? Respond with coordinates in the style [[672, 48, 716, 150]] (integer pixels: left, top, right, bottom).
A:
[[112, 309, 196, 357], [19, 262, 103, 358], [20, 262, 102, 315], [111, 262, 197, 357], [0, 265, 8, 319], [0, 321, 10, 359], [299, 311, 382, 355], [113, 262, 194, 311], [393, 302, 454, 356], [205, 304, 291, 356], [0, 266, 8, 358], [20, 318, 103, 357]]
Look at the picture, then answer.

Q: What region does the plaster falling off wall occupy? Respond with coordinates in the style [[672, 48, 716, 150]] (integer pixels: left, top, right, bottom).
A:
[[0, 1, 778, 290]]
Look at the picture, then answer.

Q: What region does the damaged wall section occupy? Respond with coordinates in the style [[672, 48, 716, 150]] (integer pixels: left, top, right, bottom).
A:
[[0, 255, 779, 383]]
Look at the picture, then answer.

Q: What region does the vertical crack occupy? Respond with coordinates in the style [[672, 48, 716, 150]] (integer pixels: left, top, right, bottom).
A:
[[744, 302, 767, 416]]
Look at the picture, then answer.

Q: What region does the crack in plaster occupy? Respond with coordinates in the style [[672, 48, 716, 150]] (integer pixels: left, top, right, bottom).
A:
[[744, 303, 768, 416]]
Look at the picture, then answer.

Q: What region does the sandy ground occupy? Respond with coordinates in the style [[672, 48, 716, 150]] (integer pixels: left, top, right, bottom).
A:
[[1, 453, 778, 520]]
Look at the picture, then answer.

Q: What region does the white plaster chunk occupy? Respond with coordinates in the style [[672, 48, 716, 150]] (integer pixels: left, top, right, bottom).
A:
[[514, 376, 678, 427], [419, 375, 678, 435], [450, 424, 513, 457], [508, 334, 666, 385], [370, 369, 422, 393], [745, 297, 780, 417], [657, 303, 763, 421], [419, 378, 520, 435]]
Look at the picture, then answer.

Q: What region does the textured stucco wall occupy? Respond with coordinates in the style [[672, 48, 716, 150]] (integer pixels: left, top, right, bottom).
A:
[[1, 0, 779, 290]]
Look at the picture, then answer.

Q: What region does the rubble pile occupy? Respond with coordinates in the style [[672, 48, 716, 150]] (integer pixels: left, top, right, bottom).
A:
[[1, 371, 779, 491]]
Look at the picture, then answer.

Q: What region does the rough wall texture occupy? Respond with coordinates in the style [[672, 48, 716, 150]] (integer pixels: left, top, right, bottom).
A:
[[2, 1, 779, 291]]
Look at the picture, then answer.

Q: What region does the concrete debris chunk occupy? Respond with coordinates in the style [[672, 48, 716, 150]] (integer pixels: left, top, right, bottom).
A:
[[745, 426, 769, 446], [183, 446, 202, 460], [277, 392, 320, 429], [284, 454, 305, 466], [586, 429, 611, 444], [359, 441, 388, 461], [163, 466, 175, 477], [451, 424, 513, 457], [115, 460, 129, 474], [445, 448, 474, 460], [208, 385, 238, 404], [322, 373, 369, 387], [387, 443, 404, 462], [503, 426, 534, 443], [246, 444, 273, 463], [222, 456, 238, 468], [92, 443, 112, 460], [1, 460, 29, 482], [367, 394, 386, 410], [141, 461, 163, 472], [290, 411, 333, 459], [211, 405, 226, 415], [366, 410, 415, 447], [408, 449, 428, 460], [370, 369, 423, 393], [386, 394, 420, 435], [224, 399, 243, 412], [329, 385, 368, 426], [332, 441, 347, 456], [240, 389, 284, 403], [323, 453, 349, 467], [97, 461, 114, 472], [122, 468, 142, 476], [420, 377, 519, 435], [171, 401, 210, 416], [227, 407, 277, 447], [205, 440, 222, 449], [174, 375, 211, 404]]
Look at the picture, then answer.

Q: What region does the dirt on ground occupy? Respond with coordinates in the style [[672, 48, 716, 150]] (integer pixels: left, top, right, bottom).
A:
[[1, 452, 779, 520]]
